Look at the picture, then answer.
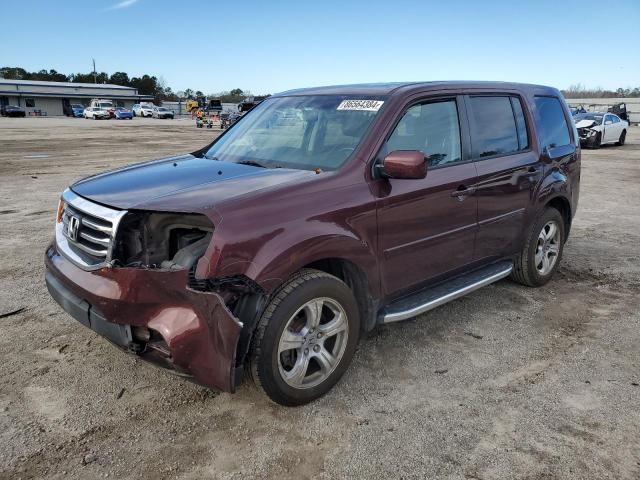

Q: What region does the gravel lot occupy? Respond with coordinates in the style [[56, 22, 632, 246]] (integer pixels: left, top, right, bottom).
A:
[[1, 117, 639, 479]]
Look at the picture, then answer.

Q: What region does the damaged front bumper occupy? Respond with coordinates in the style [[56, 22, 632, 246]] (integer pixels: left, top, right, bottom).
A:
[[44, 243, 243, 392]]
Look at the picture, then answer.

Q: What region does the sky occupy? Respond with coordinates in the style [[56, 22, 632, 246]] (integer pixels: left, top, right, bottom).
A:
[[1, 0, 639, 94]]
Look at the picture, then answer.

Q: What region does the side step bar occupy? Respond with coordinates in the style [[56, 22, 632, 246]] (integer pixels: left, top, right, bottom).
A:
[[381, 261, 513, 323]]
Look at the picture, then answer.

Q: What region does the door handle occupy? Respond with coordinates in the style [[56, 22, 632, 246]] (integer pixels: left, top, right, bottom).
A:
[[527, 166, 538, 173], [450, 185, 476, 197]]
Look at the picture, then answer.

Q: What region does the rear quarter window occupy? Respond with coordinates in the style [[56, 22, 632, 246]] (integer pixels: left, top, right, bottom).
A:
[[534, 96, 571, 149]]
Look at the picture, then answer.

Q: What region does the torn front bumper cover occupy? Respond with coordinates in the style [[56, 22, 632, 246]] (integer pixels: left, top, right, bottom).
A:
[[575, 120, 599, 146], [44, 244, 243, 393]]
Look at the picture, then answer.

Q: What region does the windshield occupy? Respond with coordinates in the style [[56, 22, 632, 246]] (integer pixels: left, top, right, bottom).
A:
[[72, 104, 84, 109], [204, 95, 385, 170], [574, 113, 603, 124], [99, 103, 112, 108], [157, 107, 168, 111]]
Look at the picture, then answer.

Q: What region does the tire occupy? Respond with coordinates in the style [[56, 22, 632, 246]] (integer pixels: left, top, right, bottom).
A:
[[249, 269, 360, 406], [590, 132, 601, 149], [511, 207, 565, 287], [617, 130, 626, 146]]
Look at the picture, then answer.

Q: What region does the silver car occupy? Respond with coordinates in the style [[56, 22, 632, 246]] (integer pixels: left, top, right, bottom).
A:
[[152, 107, 174, 119]]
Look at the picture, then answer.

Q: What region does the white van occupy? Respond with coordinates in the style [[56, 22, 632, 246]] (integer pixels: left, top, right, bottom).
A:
[[90, 99, 114, 111]]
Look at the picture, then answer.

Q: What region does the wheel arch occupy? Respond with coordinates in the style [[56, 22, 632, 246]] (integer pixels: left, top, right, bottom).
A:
[[302, 258, 378, 332], [545, 195, 572, 241]]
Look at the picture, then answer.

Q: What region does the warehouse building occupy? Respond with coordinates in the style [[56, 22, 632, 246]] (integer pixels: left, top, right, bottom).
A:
[[0, 79, 154, 116]]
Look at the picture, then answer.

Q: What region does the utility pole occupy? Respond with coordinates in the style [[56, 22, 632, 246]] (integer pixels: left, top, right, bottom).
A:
[[92, 59, 97, 84]]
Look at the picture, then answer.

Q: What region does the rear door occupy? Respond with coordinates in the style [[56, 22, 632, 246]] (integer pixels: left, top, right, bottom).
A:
[[376, 96, 478, 297], [466, 94, 542, 261]]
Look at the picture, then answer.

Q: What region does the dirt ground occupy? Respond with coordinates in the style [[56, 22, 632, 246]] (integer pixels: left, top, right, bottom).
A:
[[0, 117, 638, 480]]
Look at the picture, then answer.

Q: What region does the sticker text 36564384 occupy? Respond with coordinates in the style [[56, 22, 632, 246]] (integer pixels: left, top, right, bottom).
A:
[[336, 100, 384, 112]]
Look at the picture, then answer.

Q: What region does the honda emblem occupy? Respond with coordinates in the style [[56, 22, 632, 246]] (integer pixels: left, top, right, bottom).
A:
[[68, 215, 80, 241]]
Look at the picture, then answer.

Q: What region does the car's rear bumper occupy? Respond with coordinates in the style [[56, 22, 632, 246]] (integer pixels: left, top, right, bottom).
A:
[[44, 242, 243, 392]]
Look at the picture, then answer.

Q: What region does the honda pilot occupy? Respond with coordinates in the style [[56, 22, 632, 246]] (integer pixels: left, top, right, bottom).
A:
[[45, 82, 580, 405]]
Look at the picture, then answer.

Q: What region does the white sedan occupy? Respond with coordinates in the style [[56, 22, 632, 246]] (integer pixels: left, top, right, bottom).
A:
[[83, 107, 110, 120], [575, 112, 628, 148]]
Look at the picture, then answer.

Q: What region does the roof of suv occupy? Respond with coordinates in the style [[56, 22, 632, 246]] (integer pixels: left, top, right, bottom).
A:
[[275, 81, 558, 97]]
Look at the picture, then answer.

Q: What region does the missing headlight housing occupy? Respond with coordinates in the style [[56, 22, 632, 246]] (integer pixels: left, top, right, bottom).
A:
[[112, 211, 214, 269]]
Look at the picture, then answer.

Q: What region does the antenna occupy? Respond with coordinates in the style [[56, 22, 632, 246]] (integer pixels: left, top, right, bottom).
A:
[[92, 59, 97, 84]]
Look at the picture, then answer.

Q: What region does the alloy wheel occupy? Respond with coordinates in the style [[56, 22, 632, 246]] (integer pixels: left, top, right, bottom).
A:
[[277, 297, 349, 389], [535, 220, 560, 275]]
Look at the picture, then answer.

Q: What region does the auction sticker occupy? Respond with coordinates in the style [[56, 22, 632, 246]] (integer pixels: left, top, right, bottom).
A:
[[337, 100, 384, 112]]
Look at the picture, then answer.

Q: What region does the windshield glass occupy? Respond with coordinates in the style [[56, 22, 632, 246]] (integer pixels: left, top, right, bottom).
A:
[[99, 103, 112, 108], [157, 107, 168, 111], [574, 113, 603, 123], [204, 95, 385, 170]]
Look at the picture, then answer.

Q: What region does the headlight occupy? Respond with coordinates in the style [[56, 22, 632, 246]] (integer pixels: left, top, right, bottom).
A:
[[56, 198, 65, 224]]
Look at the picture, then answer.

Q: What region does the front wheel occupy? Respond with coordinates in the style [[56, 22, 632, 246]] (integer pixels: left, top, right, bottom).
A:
[[250, 269, 360, 406], [617, 130, 626, 146], [511, 207, 565, 287]]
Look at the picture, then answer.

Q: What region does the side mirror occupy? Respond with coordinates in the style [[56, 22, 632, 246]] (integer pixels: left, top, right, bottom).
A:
[[381, 150, 427, 179]]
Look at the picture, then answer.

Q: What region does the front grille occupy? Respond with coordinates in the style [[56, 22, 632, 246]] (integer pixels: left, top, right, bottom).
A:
[[62, 205, 113, 258], [56, 189, 127, 270]]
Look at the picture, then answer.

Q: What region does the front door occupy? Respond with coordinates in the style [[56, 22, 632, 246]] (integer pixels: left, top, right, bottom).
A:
[[376, 97, 478, 297], [603, 114, 621, 143]]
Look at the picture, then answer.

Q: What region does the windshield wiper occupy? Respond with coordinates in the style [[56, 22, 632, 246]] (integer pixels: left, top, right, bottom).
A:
[[235, 159, 268, 168]]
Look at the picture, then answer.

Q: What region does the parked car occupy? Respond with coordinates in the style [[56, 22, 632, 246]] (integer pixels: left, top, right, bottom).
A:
[[83, 107, 110, 120], [574, 112, 628, 148], [0, 105, 26, 117], [89, 99, 115, 117], [113, 107, 133, 120], [71, 104, 86, 118], [152, 106, 174, 119], [45, 82, 580, 406], [132, 104, 154, 117]]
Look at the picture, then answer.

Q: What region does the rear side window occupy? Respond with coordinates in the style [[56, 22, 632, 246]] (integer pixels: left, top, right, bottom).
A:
[[468, 96, 524, 158], [534, 96, 571, 148]]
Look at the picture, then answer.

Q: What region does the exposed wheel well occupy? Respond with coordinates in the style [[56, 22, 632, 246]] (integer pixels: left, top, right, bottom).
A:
[[303, 258, 377, 332], [546, 197, 572, 240]]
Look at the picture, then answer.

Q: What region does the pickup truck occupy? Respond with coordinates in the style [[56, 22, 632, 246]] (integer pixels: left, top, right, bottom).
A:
[[45, 81, 580, 405]]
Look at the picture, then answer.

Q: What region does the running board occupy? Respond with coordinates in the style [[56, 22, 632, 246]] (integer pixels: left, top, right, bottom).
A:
[[381, 261, 513, 324]]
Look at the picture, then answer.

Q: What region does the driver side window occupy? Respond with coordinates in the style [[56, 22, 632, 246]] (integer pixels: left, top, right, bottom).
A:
[[385, 100, 462, 167]]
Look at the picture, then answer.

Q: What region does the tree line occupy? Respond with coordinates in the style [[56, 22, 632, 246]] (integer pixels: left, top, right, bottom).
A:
[[0, 66, 263, 104], [562, 84, 640, 99]]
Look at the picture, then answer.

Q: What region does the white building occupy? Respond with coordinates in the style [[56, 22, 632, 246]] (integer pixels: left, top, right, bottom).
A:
[[0, 79, 154, 116]]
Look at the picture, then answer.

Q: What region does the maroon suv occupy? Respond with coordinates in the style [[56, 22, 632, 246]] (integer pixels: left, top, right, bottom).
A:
[[45, 82, 580, 405]]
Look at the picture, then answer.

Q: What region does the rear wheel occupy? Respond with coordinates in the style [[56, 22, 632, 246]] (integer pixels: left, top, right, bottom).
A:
[[617, 130, 626, 146], [511, 207, 564, 287], [250, 269, 360, 406]]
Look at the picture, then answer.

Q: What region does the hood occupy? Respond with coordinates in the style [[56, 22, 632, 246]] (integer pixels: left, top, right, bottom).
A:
[[575, 119, 598, 129], [71, 154, 313, 211]]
